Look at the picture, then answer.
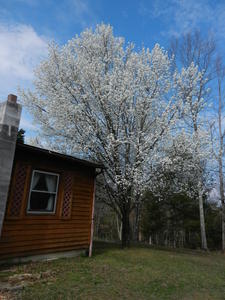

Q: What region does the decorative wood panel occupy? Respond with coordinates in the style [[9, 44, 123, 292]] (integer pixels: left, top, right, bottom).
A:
[[8, 163, 28, 218], [61, 172, 73, 219]]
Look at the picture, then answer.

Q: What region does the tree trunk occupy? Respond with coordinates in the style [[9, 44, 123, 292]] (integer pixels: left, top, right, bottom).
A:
[[155, 233, 159, 246], [198, 189, 208, 250], [116, 215, 122, 241], [134, 204, 140, 242], [217, 75, 225, 252], [222, 203, 225, 253], [218, 150, 225, 252], [194, 118, 208, 251], [121, 211, 130, 248]]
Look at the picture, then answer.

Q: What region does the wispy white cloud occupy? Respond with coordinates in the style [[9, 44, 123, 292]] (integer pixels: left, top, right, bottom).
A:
[[138, 0, 225, 38], [13, 0, 38, 5], [71, 0, 96, 27], [0, 22, 48, 136], [0, 22, 48, 99], [0, 0, 97, 137], [55, 0, 97, 29], [0, 1, 96, 99], [139, 0, 172, 19]]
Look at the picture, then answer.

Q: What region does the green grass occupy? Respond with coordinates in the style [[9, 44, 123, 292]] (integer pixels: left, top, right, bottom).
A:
[[1, 242, 225, 299]]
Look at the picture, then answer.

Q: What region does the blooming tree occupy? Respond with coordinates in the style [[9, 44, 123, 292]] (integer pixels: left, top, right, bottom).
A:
[[210, 56, 225, 252], [20, 24, 200, 247], [169, 31, 216, 250], [150, 130, 211, 198], [174, 63, 212, 250]]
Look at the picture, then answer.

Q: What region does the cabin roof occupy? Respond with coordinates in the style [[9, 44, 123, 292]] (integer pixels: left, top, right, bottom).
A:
[[15, 143, 104, 169]]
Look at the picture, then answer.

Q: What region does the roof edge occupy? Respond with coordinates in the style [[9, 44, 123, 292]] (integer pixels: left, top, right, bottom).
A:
[[16, 142, 104, 169]]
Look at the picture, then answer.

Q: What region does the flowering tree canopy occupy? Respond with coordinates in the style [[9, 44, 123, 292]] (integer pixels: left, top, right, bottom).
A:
[[20, 24, 202, 246]]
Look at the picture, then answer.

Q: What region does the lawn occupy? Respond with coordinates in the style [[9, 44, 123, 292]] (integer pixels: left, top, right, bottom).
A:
[[1, 242, 225, 300]]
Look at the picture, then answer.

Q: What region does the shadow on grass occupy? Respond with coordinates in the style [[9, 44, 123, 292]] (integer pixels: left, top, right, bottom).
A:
[[92, 240, 122, 256], [92, 240, 222, 258]]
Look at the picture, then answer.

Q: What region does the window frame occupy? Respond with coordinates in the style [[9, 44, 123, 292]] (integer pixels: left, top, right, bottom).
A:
[[27, 169, 60, 215]]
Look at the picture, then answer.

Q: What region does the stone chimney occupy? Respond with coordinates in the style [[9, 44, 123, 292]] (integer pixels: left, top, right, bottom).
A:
[[0, 94, 22, 235]]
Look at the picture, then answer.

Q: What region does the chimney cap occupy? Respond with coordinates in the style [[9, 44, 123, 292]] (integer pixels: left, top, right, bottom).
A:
[[7, 94, 17, 103]]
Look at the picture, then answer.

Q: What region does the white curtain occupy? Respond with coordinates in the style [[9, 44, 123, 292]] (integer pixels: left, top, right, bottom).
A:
[[46, 195, 55, 211], [45, 175, 56, 192], [32, 172, 41, 190], [45, 175, 56, 211]]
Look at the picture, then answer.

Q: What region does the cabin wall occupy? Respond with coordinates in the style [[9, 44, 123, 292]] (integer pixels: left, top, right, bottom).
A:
[[0, 151, 95, 260]]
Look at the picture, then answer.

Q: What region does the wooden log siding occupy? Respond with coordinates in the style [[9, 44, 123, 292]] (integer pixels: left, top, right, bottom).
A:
[[0, 153, 95, 260]]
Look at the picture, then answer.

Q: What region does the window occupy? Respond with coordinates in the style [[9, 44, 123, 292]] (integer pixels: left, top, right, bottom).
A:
[[27, 170, 59, 214]]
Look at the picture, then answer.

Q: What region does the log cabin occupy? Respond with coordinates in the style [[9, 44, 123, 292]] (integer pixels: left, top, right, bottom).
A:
[[0, 94, 103, 263]]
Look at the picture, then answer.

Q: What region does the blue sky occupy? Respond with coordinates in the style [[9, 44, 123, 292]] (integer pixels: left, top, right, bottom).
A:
[[0, 0, 225, 137]]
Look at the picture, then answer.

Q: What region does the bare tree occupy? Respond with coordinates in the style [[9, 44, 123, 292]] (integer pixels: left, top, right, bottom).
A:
[[169, 30, 215, 75]]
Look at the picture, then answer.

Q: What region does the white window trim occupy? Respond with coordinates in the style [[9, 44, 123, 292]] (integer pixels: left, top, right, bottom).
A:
[[27, 169, 60, 215]]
